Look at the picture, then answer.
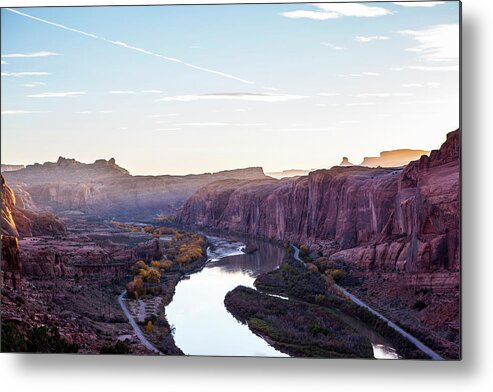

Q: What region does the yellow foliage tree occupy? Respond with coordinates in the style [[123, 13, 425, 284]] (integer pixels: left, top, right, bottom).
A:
[[146, 320, 154, 333]]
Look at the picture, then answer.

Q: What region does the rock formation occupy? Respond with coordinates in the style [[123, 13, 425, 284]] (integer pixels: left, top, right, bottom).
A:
[[1, 164, 25, 172], [178, 130, 460, 273], [4, 158, 269, 219], [359, 149, 430, 168], [339, 157, 354, 166]]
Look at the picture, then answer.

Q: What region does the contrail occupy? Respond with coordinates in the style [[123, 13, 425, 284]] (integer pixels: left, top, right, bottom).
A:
[[6, 8, 255, 85]]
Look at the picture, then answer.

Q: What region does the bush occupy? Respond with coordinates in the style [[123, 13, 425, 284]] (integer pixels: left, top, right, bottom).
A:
[[100, 341, 129, 354], [20, 326, 79, 353], [330, 269, 346, 283], [1, 322, 27, 352]]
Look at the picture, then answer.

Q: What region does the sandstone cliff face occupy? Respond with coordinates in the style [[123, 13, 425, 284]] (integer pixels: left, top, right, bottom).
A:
[[178, 130, 460, 273], [4, 158, 268, 219], [1, 175, 22, 289]]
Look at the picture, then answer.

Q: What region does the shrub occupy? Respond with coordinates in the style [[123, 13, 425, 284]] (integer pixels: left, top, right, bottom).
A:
[[331, 269, 346, 283], [1, 322, 27, 352], [100, 341, 129, 354]]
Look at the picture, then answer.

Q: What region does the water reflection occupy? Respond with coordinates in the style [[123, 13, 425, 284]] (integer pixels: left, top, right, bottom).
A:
[[166, 233, 398, 359], [165, 235, 289, 357]]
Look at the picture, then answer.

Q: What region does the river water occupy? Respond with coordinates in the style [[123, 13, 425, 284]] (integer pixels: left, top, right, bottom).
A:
[[165, 234, 398, 359]]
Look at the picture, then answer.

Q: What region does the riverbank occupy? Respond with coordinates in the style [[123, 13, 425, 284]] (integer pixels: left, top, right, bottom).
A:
[[114, 223, 213, 355], [225, 253, 430, 359]]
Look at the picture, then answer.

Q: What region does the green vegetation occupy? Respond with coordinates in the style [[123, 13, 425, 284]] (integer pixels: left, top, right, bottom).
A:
[[225, 286, 374, 358], [100, 341, 129, 354], [1, 323, 79, 353], [254, 255, 429, 359]]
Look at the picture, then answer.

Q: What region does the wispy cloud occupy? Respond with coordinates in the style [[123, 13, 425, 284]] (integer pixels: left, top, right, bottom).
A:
[[2, 72, 50, 77], [154, 128, 182, 131], [6, 8, 255, 85], [282, 3, 391, 20], [1, 60, 6, 65], [98, 110, 113, 113], [2, 110, 51, 115], [26, 91, 86, 98], [141, 90, 163, 94], [342, 72, 380, 77], [22, 82, 46, 88], [317, 93, 339, 96], [321, 42, 345, 50], [399, 24, 459, 62], [408, 65, 458, 71], [393, 2, 445, 7], [109, 90, 137, 95], [1, 51, 62, 58], [352, 93, 413, 98], [355, 36, 389, 43], [345, 102, 377, 107], [176, 122, 229, 126], [402, 82, 441, 88], [269, 127, 338, 132], [157, 93, 308, 103]]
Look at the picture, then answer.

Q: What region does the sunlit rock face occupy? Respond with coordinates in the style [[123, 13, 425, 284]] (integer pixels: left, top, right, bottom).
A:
[[3, 157, 268, 219], [359, 149, 430, 168], [179, 130, 460, 273]]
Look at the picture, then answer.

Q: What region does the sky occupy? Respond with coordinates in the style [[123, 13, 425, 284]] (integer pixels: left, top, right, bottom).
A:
[[1, 1, 460, 175]]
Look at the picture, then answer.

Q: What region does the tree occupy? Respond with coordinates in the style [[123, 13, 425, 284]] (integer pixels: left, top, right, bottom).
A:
[[146, 320, 154, 333]]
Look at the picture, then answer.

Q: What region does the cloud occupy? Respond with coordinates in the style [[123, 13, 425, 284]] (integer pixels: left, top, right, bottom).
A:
[[402, 83, 423, 88], [26, 91, 86, 98], [355, 36, 389, 43], [141, 90, 163, 94], [352, 93, 413, 98], [6, 8, 255, 85], [402, 82, 441, 88], [393, 2, 445, 7], [408, 65, 459, 71], [1, 51, 62, 58], [109, 90, 137, 95], [1, 61, 6, 65], [1, 110, 50, 115], [98, 110, 113, 113], [281, 3, 391, 20], [22, 82, 46, 88], [345, 102, 377, 107], [282, 10, 339, 20], [2, 72, 50, 77], [317, 93, 339, 96], [157, 93, 308, 103], [342, 72, 380, 77], [399, 24, 459, 62], [175, 122, 229, 126], [269, 127, 338, 132], [321, 43, 345, 50], [155, 128, 182, 131]]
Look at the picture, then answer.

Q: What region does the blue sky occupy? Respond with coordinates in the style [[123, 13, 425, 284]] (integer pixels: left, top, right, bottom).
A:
[[1, 2, 460, 175]]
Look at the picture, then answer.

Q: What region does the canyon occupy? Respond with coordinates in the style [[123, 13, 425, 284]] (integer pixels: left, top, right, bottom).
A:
[[177, 130, 460, 358], [3, 157, 268, 220], [1, 130, 460, 357]]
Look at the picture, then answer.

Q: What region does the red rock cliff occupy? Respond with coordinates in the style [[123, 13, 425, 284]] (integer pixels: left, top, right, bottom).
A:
[[178, 130, 460, 273]]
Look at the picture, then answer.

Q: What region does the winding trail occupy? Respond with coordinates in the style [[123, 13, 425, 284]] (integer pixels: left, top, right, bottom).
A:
[[118, 291, 164, 355], [290, 244, 443, 360]]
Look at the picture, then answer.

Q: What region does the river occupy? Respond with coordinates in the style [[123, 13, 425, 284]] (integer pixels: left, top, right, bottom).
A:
[[165, 234, 399, 359]]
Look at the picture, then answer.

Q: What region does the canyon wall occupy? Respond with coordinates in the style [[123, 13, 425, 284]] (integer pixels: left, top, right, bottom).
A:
[[178, 130, 460, 273], [4, 158, 268, 219]]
